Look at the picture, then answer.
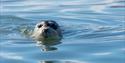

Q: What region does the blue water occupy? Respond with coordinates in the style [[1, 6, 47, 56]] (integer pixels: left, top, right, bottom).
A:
[[0, 0, 125, 63]]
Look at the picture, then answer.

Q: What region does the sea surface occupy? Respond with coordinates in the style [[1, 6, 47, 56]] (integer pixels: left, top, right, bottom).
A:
[[0, 0, 125, 63]]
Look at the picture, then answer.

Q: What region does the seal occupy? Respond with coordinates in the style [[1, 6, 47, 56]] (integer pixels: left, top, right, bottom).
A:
[[32, 20, 62, 46]]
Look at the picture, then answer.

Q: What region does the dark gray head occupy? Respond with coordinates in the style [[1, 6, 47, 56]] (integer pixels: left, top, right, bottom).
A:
[[32, 20, 62, 41]]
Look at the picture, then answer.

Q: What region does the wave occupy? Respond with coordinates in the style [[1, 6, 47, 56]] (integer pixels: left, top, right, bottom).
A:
[[78, 31, 125, 39]]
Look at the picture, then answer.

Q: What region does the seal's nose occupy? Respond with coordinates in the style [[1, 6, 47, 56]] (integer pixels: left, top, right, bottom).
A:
[[44, 29, 49, 33], [43, 28, 49, 38]]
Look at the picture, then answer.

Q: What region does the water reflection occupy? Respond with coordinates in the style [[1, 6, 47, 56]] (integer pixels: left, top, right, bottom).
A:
[[39, 61, 59, 63], [39, 60, 82, 63], [36, 40, 62, 62], [37, 41, 61, 51]]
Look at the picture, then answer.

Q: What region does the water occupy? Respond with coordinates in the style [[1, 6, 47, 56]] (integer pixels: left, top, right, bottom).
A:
[[0, 0, 125, 63]]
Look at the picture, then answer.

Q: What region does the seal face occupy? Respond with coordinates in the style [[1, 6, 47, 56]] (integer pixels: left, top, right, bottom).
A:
[[32, 20, 62, 44]]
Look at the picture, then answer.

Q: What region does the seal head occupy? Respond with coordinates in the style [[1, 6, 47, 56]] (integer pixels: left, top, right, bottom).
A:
[[32, 20, 62, 45]]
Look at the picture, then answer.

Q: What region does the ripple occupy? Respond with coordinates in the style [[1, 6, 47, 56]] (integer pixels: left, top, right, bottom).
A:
[[0, 52, 23, 60], [77, 31, 125, 39], [92, 52, 112, 56]]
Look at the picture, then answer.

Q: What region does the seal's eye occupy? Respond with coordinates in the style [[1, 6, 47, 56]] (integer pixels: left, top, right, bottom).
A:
[[50, 24, 58, 30], [37, 24, 42, 28]]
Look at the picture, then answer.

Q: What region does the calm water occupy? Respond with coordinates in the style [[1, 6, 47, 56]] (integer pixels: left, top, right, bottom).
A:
[[0, 0, 125, 63]]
